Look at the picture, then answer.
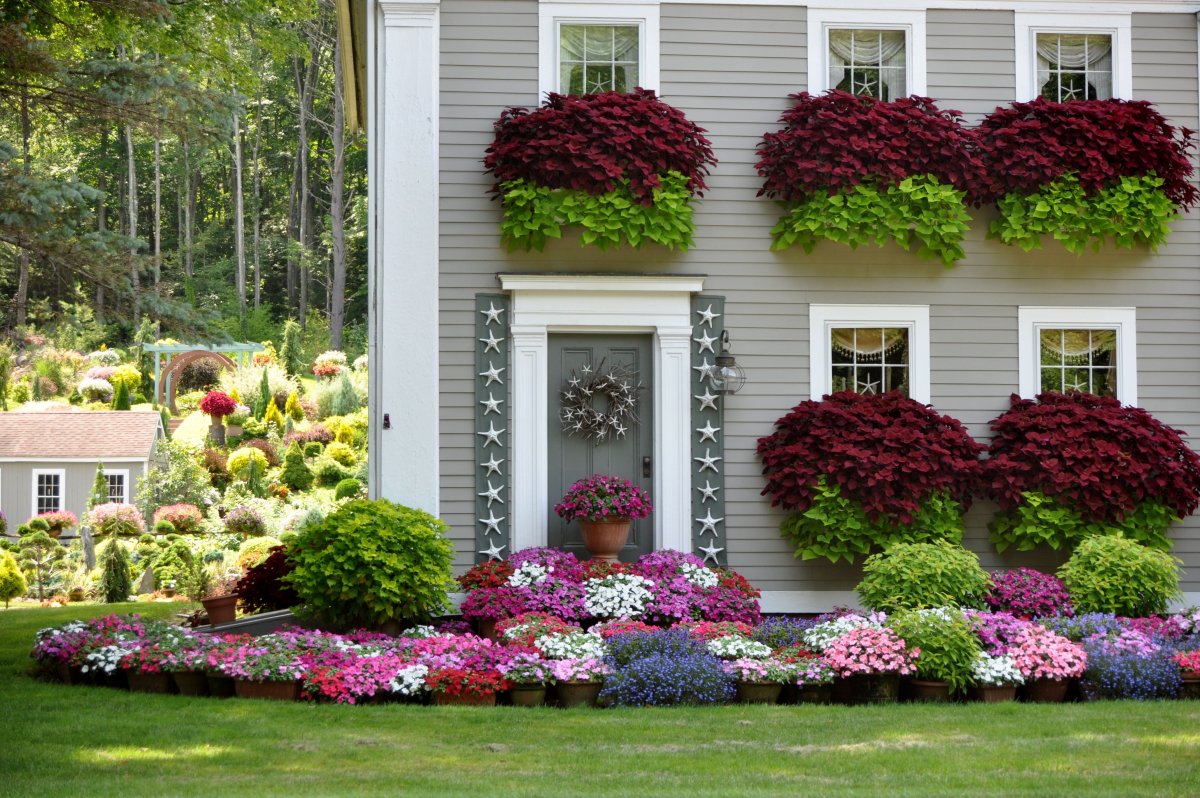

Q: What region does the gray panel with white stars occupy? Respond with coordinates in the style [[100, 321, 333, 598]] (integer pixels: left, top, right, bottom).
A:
[[691, 295, 726, 566], [475, 294, 510, 561]]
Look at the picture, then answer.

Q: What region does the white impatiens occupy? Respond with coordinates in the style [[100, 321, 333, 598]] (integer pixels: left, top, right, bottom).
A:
[[77, 377, 114, 400], [82, 644, 133, 675], [584, 573, 655, 620], [507, 562, 550, 588], [389, 664, 429, 696], [679, 561, 719, 589], [535, 631, 607, 660], [802, 613, 887, 652], [972, 653, 1024, 686], [706, 635, 772, 660]]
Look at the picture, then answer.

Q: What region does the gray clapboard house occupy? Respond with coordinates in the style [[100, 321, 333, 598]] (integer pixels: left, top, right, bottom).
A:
[[352, 0, 1200, 609], [0, 411, 164, 538]]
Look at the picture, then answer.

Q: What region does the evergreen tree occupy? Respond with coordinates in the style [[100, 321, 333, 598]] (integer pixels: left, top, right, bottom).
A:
[[160, 406, 172, 438], [279, 442, 314, 491], [17, 531, 65, 600], [280, 319, 304, 376], [89, 462, 109, 510], [284, 391, 304, 421], [0, 550, 28, 607], [329, 370, 359, 416], [253, 366, 271, 419], [263, 397, 286, 433], [111, 380, 131, 410], [99, 539, 133, 603]]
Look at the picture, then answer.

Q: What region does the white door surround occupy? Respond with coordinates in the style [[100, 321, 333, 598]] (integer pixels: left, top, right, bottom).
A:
[[500, 274, 705, 554]]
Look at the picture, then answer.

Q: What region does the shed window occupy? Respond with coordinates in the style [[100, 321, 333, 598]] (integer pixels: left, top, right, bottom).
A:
[[35, 472, 63, 515]]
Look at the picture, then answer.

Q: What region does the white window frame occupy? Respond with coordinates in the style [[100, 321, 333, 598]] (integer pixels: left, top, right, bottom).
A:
[[539, 1, 661, 100], [105, 469, 130, 504], [809, 305, 931, 403], [1014, 12, 1132, 102], [1018, 306, 1137, 404], [806, 7, 927, 97], [31, 468, 66, 516]]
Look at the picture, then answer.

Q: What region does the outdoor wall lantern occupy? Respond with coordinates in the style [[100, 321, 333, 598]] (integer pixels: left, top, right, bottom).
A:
[[712, 330, 747, 396]]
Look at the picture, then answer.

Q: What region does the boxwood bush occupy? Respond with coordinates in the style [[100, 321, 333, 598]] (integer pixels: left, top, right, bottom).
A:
[[856, 541, 991, 612]]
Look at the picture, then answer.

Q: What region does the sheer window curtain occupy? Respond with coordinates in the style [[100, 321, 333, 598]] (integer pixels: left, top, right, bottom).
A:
[[1036, 33, 1112, 100], [560, 24, 639, 94], [828, 29, 906, 100]]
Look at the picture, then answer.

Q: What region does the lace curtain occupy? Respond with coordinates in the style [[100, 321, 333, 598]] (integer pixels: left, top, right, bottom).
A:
[[1039, 329, 1116, 364], [560, 25, 639, 94], [1036, 33, 1112, 101], [831, 328, 909, 361], [828, 29, 906, 101]]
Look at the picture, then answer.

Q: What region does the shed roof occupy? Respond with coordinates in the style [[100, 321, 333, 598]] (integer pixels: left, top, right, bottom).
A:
[[0, 411, 162, 460]]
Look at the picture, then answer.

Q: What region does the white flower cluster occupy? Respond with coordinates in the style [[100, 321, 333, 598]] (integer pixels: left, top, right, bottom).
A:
[[802, 614, 885, 652], [706, 635, 772, 660], [972, 653, 1024, 686], [584, 574, 655, 619], [37, 621, 86, 641], [399, 625, 440, 639], [535, 631, 607, 660], [353, 354, 369, 372], [88, 349, 121, 365], [77, 377, 114, 398], [679, 561, 719, 588], [389, 664, 429, 696], [508, 563, 551, 588], [81, 644, 133, 675]]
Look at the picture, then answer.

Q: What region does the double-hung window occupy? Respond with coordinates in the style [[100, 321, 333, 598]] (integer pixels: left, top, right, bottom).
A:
[[32, 469, 65, 515], [1018, 307, 1137, 403], [1014, 13, 1131, 102], [539, 2, 660, 99], [810, 305, 931, 403], [105, 469, 130, 504], [807, 8, 926, 98]]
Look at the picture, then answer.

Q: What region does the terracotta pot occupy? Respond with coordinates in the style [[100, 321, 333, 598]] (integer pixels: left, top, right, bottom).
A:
[[734, 681, 782, 704], [795, 684, 834, 705], [201, 593, 239, 625], [433, 690, 497, 707], [172, 670, 210, 697], [47, 528, 63, 540], [968, 684, 1017, 703], [127, 671, 177, 695], [67, 588, 85, 602], [162, 588, 176, 598], [1179, 671, 1200, 700], [1023, 678, 1070, 703], [835, 673, 900, 705], [508, 685, 548, 707], [56, 662, 89, 685], [578, 518, 631, 563], [206, 671, 237, 698], [235, 679, 301, 701], [555, 680, 603, 708], [909, 679, 951, 703]]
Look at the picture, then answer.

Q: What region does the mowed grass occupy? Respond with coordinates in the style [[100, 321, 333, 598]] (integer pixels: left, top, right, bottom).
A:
[[2, 604, 1199, 798]]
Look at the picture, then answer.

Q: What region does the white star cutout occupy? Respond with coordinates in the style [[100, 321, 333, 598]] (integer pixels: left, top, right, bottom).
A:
[[477, 422, 505, 448], [480, 302, 505, 326], [580, 364, 592, 375], [480, 392, 503, 416], [479, 332, 502, 353], [696, 304, 721, 328], [480, 511, 505, 536], [694, 390, 718, 411], [1064, 379, 1088, 393], [696, 421, 720, 443], [693, 331, 717, 354], [479, 361, 505, 386], [613, 422, 627, 438], [478, 480, 504, 507], [857, 378, 880, 395], [696, 510, 724, 536], [694, 448, 722, 473], [481, 455, 504, 476], [698, 542, 724, 564], [697, 480, 720, 503], [479, 541, 507, 560], [693, 358, 714, 383], [568, 377, 580, 387]]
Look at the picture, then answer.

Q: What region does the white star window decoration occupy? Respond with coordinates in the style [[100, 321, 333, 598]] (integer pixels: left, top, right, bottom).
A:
[[479, 541, 507, 560], [480, 511, 505, 536], [696, 421, 720, 443], [698, 542, 724, 564], [693, 331, 717, 354], [696, 304, 720, 328], [480, 302, 505, 326], [694, 390, 718, 411], [694, 448, 722, 473], [478, 422, 505, 448], [480, 362, 505, 386]]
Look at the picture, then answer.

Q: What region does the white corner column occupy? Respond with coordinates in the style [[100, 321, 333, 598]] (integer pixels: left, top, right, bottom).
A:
[[368, 0, 440, 514]]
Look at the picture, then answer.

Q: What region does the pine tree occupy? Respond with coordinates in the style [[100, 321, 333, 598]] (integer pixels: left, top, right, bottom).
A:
[[253, 366, 271, 419], [0, 550, 28, 607], [279, 442, 314, 491], [111, 380, 131, 410], [284, 391, 304, 421], [89, 462, 109, 510], [264, 397, 286, 433], [18, 531, 64, 600], [99, 539, 133, 603], [329, 370, 359, 416], [280, 319, 303, 377]]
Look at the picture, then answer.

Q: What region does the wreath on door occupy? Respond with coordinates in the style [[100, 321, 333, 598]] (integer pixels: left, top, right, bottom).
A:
[[560, 360, 641, 444]]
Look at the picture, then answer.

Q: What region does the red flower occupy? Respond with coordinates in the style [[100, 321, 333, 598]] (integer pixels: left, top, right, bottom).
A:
[[199, 391, 237, 418]]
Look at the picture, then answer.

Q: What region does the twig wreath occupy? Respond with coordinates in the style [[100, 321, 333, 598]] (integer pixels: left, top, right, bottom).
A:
[[560, 360, 642, 444]]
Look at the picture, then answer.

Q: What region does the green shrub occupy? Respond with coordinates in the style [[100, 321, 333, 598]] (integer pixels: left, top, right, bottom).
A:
[[237, 536, 281, 570], [302, 441, 323, 458], [17, 531, 64, 600], [99, 539, 133, 603], [324, 441, 357, 467], [0, 549, 28, 607], [110, 379, 131, 411], [990, 491, 1175, 552], [286, 498, 454, 628], [334, 478, 363, 501], [279, 442, 314, 491], [888, 608, 981, 694], [153, 520, 175, 536], [152, 541, 194, 589], [314, 457, 353, 488], [1058, 535, 1180, 617], [856, 540, 992, 612]]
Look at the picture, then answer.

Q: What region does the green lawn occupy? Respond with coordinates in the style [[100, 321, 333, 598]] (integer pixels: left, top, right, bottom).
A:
[[2, 604, 1198, 798]]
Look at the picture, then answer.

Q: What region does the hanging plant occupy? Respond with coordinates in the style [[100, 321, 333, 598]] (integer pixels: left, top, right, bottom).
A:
[[975, 98, 1197, 252], [756, 392, 984, 564], [559, 361, 641, 444], [982, 392, 1200, 552], [755, 91, 983, 266], [484, 89, 716, 251]]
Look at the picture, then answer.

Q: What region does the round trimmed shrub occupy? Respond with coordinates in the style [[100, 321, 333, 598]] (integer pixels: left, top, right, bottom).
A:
[[237, 536, 282, 570], [1058, 535, 1181, 617], [314, 457, 353, 488], [324, 441, 357, 467], [227, 447, 269, 482], [856, 541, 991, 612], [334, 478, 363, 501], [888, 608, 981, 693], [286, 498, 454, 627], [0, 550, 28, 607]]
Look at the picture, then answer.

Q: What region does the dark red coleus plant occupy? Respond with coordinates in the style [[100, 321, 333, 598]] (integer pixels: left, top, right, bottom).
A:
[[235, 545, 299, 614], [983, 392, 1200, 523], [974, 98, 1197, 207], [756, 391, 984, 524], [755, 91, 986, 204], [483, 88, 716, 203]]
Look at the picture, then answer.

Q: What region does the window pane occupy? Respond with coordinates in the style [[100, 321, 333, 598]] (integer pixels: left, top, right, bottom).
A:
[[1036, 32, 1113, 102], [830, 327, 910, 397], [107, 474, 125, 503], [37, 473, 61, 514], [560, 23, 639, 94], [1038, 327, 1118, 396], [829, 28, 906, 100]]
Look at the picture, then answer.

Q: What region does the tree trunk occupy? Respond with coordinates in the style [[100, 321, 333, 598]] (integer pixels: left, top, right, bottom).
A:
[[329, 26, 348, 350], [232, 110, 247, 326], [251, 91, 264, 310], [120, 46, 140, 324], [153, 54, 161, 287], [14, 87, 31, 327], [95, 129, 108, 323]]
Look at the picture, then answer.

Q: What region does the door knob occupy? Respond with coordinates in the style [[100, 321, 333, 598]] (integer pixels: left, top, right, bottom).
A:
[[643, 456, 652, 478]]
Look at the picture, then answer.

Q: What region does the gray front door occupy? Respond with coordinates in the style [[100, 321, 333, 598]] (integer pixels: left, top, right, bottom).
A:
[[548, 334, 654, 561]]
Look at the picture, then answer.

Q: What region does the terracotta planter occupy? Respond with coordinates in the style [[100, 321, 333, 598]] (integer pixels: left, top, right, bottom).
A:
[[1023, 678, 1070, 703], [67, 588, 85, 602], [555, 680, 603, 708], [909, 679, 951, 703], [433, 691, 497, 707], [202, 593, 239, 625], [162, 588, 176, 598], [835, 673, 900, 705], [127, 671, 177, 695], [172, 670, 210, 697], [1179, 671, 1200, 700], [508, 685, 548, 707], [578, 518, 631, 563], [969, 684, 1017, 703], [56, 662, 89, 685], [206, 671, 237, 698], [47, 528, 63, 540], [235, 679, 301, 701], [734, 681, 782, 704]]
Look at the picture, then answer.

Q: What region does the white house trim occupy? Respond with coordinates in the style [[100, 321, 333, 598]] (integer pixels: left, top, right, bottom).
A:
[[368, 0, 441, 515], [806, 7, 927, 97], [538, 1, 661, 99], [0, 457, 146, 463], [31, 468, 66, 515], [655, 0, 1199, 11], [500, 274, 704, 554], [809, 304, 932, 403], [1014, 11, 1133, 101], [1017, 306, 1137, 404]]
